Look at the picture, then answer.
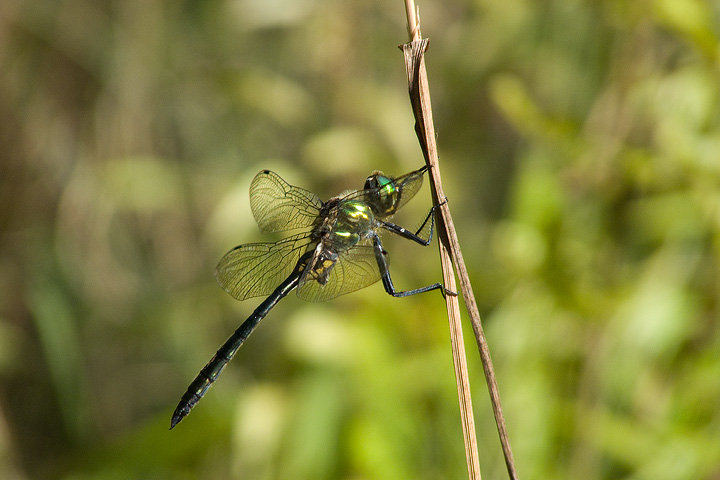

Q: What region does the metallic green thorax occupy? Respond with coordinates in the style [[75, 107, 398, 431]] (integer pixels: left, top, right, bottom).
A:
[[332, 201, 374, 244], [307, 200, 374, 286], [304, 169, 424, 288]]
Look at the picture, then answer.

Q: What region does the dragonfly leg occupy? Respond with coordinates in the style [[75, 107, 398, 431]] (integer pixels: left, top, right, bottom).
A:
[[371, 233, 452, 298], [380, 197, 448, 246]]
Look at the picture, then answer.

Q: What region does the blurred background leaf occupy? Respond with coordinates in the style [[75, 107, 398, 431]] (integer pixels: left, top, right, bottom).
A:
[[1, 0, 720, 479]]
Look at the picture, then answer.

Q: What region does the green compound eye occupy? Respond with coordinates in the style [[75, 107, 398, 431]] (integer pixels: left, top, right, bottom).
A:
[[361, 173, 400, 216], [377, 175, 392, 187], [379, 176, 396, 195]]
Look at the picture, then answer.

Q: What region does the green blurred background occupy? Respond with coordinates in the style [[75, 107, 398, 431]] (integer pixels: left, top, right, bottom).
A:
[[1, 0, 720, 479]]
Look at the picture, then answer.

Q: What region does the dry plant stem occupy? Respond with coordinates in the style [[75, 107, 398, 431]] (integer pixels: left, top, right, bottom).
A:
[[401, 40, 480, 480], [404, 0, 419, 40], [400, 9, 519, 480]]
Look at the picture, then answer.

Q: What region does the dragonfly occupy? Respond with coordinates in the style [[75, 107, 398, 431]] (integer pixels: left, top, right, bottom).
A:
[[170, 165, 450, 429]]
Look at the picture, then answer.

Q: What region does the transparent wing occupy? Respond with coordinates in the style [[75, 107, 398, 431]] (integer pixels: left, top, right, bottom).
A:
[[390, 167, 426, 212], [250, 170, 323, 234], [296, 238, 381, 303], [215, 233, 315, 301]]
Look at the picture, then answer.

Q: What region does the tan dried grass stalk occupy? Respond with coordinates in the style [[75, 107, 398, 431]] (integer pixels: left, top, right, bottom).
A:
[[400, 3, 519, 480]]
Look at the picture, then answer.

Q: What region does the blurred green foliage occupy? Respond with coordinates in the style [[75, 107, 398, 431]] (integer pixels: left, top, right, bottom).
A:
[[1, 0, 720, 479]]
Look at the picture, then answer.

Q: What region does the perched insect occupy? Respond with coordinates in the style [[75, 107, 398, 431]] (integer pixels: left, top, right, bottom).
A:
[[171, 166, 450, 428]]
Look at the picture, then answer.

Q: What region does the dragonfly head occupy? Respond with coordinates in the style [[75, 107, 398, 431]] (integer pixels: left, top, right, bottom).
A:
[[364, 171, 400, 216]]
